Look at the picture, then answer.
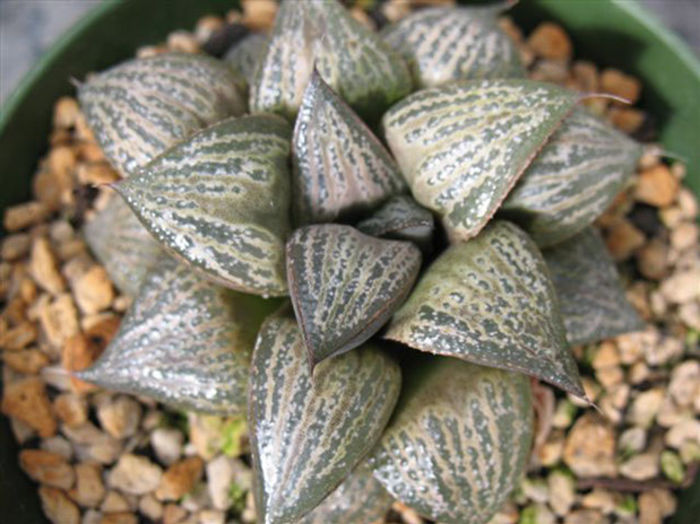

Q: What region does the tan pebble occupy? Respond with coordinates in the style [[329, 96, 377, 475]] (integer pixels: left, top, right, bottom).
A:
[[4, 294, 28, 324], [54, 393, 88, 427], [657, 393, 692, 427], [0, 321, 37, 351], [97, 396, 141, 439], [628, 387, 665, 428], [69, 462, 105, 508], [527, 22, 572, 60], [108, 454, 163, 495], [41, 435, 74, 460], [77, 141, 107, 163], [1, 233, 31, 260], [625, 281, 652, 320], [163, 503, 188, 524], [581, 488, 619, 514], [35, 149, 76, 211], [677, 187, 698, 219], [618, 426, 646, 455], [62, 253, 94, 284], [31, 237, 66, 294], [547, 470, 575, 516], [73, 265, 115, 315], [3, 201, 50, 231], [56, 238, 87, 261], [636, 239, 668, 280], [671, 222, 698, 251], [139, 494, 164, 521], [20, 277, 38, 303], [563, 414, 617, 477], [74, 113, 95, 143], [83, 509, 102, 524], [241, 0, 278, 31], [608, 107, 645, 134], [563, 509, 607, 524], [49, 220, 74, 243], [628, 361, 650, 385], [62, 333, 103, 394], [660, 269, 700, 304], [100, 512, 138, 524], [76, 163, 120, 186], [53, 97, 80, 129], [679, 301, 700, 330], [645, 336, 683, 366], [20, 449, 75, 489], [101, 491, 131, 513], [537, 430, 565, 466], [498, 16, 523, 44], [666, 419, 700, 449], [167, 31, 200, 54], [155, 457, 204, 501], [592, 341, 620, 369], [136, 45, 164, 59], [39, 485, 80, 524], [669, 361, 699, 407], [639, 491, 663, 524], [659, 206, 684, 228], [530, 59, 569, 84], [194, 15, 224, 43], [600, 68, 641, 104], [2, 347, 49, 373], [39, 293, 80, 348], [197, 509, 225, 524], [619, 452, 659, 480], [1, 376, 57, 437], [112, 295, 132, 312], [10, 416, 37, 444], [571, 60, 599, 92], [151, 427, 184, 466], [604, 219, 645, 261], [635, 164, 679, 207]]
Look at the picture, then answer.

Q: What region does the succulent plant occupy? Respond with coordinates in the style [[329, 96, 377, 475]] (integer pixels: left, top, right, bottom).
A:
[[77, 1, 644, 523]]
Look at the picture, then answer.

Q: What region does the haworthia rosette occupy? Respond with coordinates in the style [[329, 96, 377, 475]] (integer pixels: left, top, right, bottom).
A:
[[115, 114, 292, 297], [543, 227, 644, 346], [78, 257, 277, 414], [382, 5, 524, 88], [78, 53, 247, 176], [385, 220, 584, 397], [250, 0, 412, 122], [357, 194, 435, 252], [292, 71, 407, 224], [84, 195, 162, 296], [286, 224, 421, 369], [382, 79, 579, 241], [225, 32, 269, 86], [248, 312, 401, 524], [502, 108, 642, 247], [370, 356, 533, 524]]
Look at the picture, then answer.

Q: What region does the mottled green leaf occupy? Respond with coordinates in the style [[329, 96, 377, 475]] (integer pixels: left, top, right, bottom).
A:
[[382, 80, 579, 241], [382, 5, 524, 88], [287, 224, 421, 369], [299, 461, 393, 524], [250, 0, 411, 123], [116, 114, 292, 297], [248, 311, 401, 524], [543, 227, 644, 346], [370, 355, 533, 524], [292, 71, 407, 225], [385, 220, 584, 397], [225, 32, 268, 86], [357, 194, 434, 253], [502, 108, 642, 247], [78, 53, 247, 176], [79, 257, 277, 414], [84, 195, 162, 296]]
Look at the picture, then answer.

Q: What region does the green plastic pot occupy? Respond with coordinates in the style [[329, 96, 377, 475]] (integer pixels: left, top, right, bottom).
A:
[[0, 0, 698, 522]]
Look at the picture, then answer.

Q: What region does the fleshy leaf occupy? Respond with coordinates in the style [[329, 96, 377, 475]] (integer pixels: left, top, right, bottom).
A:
[[370, 355, 533, 524], [382, 79, 579, 241], [250, 0, 412, 123], [116, 114, 292, 297], [78, 53, 247, 176], [356, 194, 435, 253], [502, 108, 643, 247], [292, 71, 407, 224], [248, 311, 401, 524], [287, 224, 421, 369], [385, 220, 584, 397], [84, 195, 162, 296], [543, 227, 644, 346], [225, 32, 269, 86], [299, 462, 393, 524], [382, 5, 524, 88], [78, 257, 277, 414]]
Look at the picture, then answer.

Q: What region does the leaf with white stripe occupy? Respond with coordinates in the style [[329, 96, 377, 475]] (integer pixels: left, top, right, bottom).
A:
[[382, 79, 579, 242], [79, 257, 277, 414], [249, 311, 401, 524], [287, 224, 421, 369], [250, 0, 411, 123], [225, 32, 268, 86], [385, 220, 584, 397], [370, 355, 533, 524], [357, 195, 435, 253], [299, 462, 393, 524], [84, 195, 163, 296], [78, 53, 247, 176], [543, 227, 644, 346], [293, 71, 407, 225], [502, 108, 642, 247], [382, 5, 524, 88], [116, 114, 292, 297]]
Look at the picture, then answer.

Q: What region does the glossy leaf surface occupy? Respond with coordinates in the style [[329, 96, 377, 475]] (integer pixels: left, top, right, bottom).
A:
[[116, 114, 292, 297], [503, 108, 642, 247], [79, 257, 276, 414], [382, 79, 578, 241], [250, 0, 411, 122], [382, 5, 524, 88], [292, 71, 407, 224], [287, 224, 421, 368], [371, 356, 533, 524], [225, 32, 268, 86], [78, 53, 246, 176], [385, 220, 584, 397], [543, 227, 644, 346], [248, 312, 401, 524]]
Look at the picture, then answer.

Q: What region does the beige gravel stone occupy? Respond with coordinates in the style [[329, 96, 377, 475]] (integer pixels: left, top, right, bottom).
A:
[[636, 239, 668, 280], [41, 435, 74, 460], [73, 266, 115, 315], [618, 426, 646, 455], [20, 449, 75, 490], [563, 509, 608, 524], [100, 512, 138, 524], [108, 454, 163, 495], [581, 488, 620, 514], [70, 462, 105, 508], [635, 163, 678, 206], [138, 494, 164, 521], [0, 320, 38, 351], [38, 293, 80, 348], [527, 22, 572, 60], [82, 509, 102, 524], [163, 503, 188, 524], [536, 430, 565, 467], [30, 237, 66, 294], [2, 347, 49, 373], [660, 269, 700, 304], [1, 376, 57, 437], [39, 486, 80, 524], [241, 0, 277, 31], [671, 222, 699, 251], [605, 219, 645, 261], [197, 509, 225, 524], [644, 336, 683, 366], [2, 233, 31, 261], [563, 414, 617, 477], [591, 342, 620, 369], [595, 366, 624, 389], [600, 68, 641, 104], [53, 97, 80, 128], [156, 457, 204, 501], [669, 360, 699, 407], [206, 455, 234, 511], [4, 201, 50, 232], [151, 427, 184, 465], [665, 419, 700, 449], [679, 301, 700, 330], [100, 491, 131, 513], [627, 387, 665, 428], [97, 396, 142, 439], [54, 393, 89, 427], [547, 470, 575, 516], [619, 452, 659, 480]]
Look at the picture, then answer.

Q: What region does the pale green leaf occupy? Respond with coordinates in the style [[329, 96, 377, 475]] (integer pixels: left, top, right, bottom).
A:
[[502, 108, 642, 247], [287, 224, 421, 368], [248, 311, 401, 524], [385, 220, 584, 397], [543, 227, 644, 346], [225, 32, 268, 86], [292, 71, 407, 224], [116, 114, 292, 297], [382, 79, 579, 241], [78, 257, 277, 414], [78, 53, 247, 176], [370, 355, 533, 524]]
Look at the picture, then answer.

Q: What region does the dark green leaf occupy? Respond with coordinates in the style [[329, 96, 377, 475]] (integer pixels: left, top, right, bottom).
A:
[[225, 33, 268, 86], [248, 311, 401, 524], [385, 220, 584, 397], [287, 224, 421, 369]]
